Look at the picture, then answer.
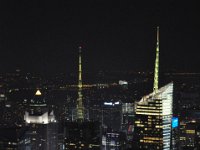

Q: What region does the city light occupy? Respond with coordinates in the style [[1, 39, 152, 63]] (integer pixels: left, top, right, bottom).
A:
[[0, 2, 199, 149], [172, 117, 178, 128], [104, 101, 120, 106]]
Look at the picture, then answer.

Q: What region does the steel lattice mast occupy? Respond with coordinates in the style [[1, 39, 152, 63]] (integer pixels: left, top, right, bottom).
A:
[[77, 46, 84, 122], [153, 26, 159, 92]]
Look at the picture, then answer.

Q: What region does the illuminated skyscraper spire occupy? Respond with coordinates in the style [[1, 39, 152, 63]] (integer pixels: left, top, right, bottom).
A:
[[153, 26, 159, 92], [77, 46, 84, 122], [135, 27, 173, 150]]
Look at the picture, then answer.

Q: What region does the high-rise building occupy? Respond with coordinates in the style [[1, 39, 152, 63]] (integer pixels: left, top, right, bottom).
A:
[[102, 101, 122, 131], [24, 90, 56, 124], [134, 27, 173, 150], [121, 102, 134, 147], [71, 46, 90, 122], [63, 47, 100, 149], [19, 90, 58, 150], [101, 132, 126, 150], [134, 83, 173, 149], [179, 116, 200, 149]]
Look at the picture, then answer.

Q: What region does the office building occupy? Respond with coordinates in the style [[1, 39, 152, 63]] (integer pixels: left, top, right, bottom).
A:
[[19, 90, 57, 150], [134, 83, 173, 149], [134, 27, 173, 150]]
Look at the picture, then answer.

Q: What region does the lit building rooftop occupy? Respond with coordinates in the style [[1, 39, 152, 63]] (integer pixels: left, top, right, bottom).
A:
[[35, 90, 42, 96]]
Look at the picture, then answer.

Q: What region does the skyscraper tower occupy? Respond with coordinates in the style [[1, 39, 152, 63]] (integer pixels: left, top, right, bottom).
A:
[[77, 46, 84, 122], [63, 47, 101, 149], [21, 90, 57, 150], [153, 26, 159, 92], [134, 27, 173, 150]]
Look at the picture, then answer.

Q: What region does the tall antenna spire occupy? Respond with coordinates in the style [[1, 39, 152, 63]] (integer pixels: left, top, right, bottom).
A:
[[153, 26, 159, 92], [77, 46, 84, 122]]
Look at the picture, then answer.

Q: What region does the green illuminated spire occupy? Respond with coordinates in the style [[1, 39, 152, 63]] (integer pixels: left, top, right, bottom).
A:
[[77, 46, 84, 122], [153, 26, 159, 92]]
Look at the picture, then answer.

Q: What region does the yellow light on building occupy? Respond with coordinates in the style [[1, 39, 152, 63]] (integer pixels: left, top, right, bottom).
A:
[[186, 130, 195, 134], [35, 90, 42, 96]]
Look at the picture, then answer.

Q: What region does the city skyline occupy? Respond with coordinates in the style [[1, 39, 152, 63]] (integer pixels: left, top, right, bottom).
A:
[[0, 1, 200, 148], [0, 1, 199, 74]]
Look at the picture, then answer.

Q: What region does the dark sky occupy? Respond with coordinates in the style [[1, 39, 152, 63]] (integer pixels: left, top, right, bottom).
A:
[[0, 1, 199, 74]]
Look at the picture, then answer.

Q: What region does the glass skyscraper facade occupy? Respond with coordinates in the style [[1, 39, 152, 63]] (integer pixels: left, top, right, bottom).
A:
[[134, 82, 173, 150]]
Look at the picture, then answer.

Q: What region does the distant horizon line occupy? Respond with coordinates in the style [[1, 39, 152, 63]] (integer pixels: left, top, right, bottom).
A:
[[1, 69, 200, 75]]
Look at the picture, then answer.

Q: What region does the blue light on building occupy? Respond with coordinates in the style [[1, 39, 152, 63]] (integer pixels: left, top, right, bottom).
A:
[[172, 117, 178, 128]]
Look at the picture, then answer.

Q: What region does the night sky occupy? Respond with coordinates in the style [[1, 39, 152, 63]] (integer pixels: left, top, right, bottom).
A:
[[0, 1, 199, 74]]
